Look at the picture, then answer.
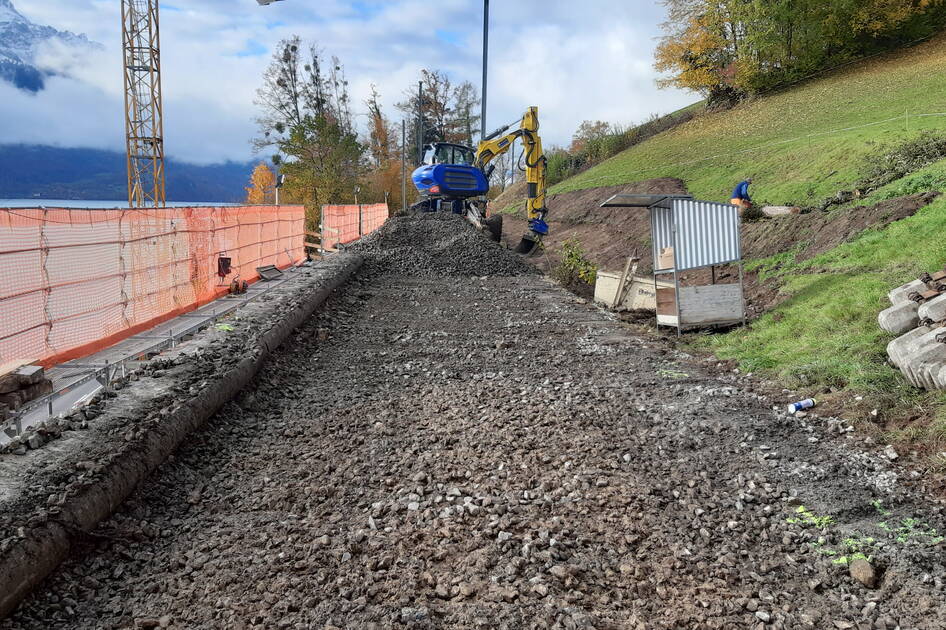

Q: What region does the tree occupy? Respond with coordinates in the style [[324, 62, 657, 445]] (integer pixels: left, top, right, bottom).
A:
[[253, 37, 365, 228], [396, 69, 481, 163], [654, 1, 734, 98], [276, 115, 363, 228], [654, 0, 946, 99], [245, 162, 276, 204], [362, 85, 403, 208], [570, 121, 612, 153], [365, 84, 393, 166]]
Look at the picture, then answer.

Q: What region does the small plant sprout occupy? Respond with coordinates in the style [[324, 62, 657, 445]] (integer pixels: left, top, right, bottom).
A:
[[892, 518, 944, 545], [871, 499, 891, 516], [787, 505, 835, 529]]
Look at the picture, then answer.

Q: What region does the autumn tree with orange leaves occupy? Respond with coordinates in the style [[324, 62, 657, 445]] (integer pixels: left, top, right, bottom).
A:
[[655, 0, 946, 102], [244, 162, 276, 205]]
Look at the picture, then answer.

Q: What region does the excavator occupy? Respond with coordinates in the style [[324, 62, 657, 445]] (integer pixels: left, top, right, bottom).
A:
[[410, 106, 549, 255]]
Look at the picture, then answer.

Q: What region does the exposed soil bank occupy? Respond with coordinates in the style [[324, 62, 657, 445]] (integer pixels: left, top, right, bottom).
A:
[[3, 216, 946, 629], [0, 255, 362, 620], [500, 183, 938, 316]]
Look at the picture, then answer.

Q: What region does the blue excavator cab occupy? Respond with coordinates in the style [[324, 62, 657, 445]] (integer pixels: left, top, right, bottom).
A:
[[411, 143, 489, 211]]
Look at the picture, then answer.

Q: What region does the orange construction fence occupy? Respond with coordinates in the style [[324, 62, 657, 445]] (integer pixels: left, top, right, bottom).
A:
[[0, 205, 305, 367], [321, 203, 388, 249]]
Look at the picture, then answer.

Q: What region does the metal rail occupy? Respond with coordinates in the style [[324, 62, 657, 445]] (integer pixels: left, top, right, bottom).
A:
[[1, 265, 302, 441]]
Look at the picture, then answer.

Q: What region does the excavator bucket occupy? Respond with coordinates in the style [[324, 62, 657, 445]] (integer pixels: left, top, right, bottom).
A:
[[514, 234, 541, 256]]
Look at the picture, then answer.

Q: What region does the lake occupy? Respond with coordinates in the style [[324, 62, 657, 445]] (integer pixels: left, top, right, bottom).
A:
[[0, 199, 236, 209]]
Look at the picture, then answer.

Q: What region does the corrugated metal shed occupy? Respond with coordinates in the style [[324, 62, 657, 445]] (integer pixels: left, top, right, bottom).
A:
[[599, 195, 741, 272], [598, 194, 746, 333], [600, 194, 692, 209], [672, 199, 741, 271]]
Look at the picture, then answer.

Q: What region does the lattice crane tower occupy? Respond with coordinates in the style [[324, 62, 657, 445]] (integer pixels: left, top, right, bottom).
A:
[[121, 0, 166, 208]]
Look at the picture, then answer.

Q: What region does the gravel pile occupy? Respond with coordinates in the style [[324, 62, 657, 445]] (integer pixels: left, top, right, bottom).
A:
[[5, 267, 946, 629], [348, 213, 536, 278]]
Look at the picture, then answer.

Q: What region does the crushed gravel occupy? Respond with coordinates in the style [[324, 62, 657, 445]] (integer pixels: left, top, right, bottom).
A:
[[347, 213, 536, 278], [3, 217, 946, 629]]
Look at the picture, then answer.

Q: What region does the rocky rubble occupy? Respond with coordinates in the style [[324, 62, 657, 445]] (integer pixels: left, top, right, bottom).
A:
[[3, 217, 946, 629], [348, 213, 536, 278]]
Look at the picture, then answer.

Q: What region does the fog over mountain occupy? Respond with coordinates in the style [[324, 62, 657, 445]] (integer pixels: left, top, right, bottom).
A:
[[0, 0, 100, 92]]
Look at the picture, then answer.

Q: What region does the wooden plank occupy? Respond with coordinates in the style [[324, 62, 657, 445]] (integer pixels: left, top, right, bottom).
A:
[[305, 230, 321, 239], [593, 271, 621, 306], [678, 284, 743, 325], [304, 241, 321, 249], [656, 288, 677, 316], [626, 276, 674, 311], [612, 257, 635, 309]]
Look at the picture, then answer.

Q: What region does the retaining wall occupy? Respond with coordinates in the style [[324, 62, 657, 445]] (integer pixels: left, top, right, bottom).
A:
[[0, 253, 362, 619]]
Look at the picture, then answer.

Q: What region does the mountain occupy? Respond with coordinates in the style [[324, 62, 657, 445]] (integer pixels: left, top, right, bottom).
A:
[[0, 144, 255, 202], [0, 0, 99, 92]]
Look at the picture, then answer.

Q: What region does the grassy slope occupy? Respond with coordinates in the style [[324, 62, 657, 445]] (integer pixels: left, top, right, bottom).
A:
[[550, 35, 946, 455], [555, 35, 946, 206]]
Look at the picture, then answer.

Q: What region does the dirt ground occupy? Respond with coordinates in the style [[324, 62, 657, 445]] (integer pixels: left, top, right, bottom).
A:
[[3, 215, 946, 629], [499, 182, 938, 316]]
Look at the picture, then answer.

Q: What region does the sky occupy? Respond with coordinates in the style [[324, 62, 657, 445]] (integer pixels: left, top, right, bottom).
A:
[[3, 0, 695, 165]]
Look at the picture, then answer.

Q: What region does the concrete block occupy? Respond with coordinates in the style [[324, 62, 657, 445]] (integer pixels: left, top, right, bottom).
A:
[[907, 341, 946, 390], [0, 364, 44, 394], [899, 328, 946, 388], [21, 379, 52, 404], [889, 279, 927, 305], [888, 325, 933, 368], [15, 365, 44, 386], [878, 301, 920, 335], [0, 391, 25, 410], [933, 364, 946, 389], [0, 379, 52, 410], [918, 293, 946, 322]]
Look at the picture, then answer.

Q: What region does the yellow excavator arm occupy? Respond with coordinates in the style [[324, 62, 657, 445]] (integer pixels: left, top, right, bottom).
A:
[[475, 106, 548, 255]]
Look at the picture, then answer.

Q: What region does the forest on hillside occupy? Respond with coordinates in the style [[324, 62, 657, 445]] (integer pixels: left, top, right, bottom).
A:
[[655, 0, 946, 102]]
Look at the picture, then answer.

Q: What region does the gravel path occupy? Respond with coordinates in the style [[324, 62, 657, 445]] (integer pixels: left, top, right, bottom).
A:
[[4, 215, 946, 629]]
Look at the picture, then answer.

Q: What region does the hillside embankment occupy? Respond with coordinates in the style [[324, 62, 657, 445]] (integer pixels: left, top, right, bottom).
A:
[[497, 179, 937, 318]]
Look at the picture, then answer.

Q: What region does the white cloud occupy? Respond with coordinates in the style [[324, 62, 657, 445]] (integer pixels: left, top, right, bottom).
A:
[[6, 0, 695, 164]]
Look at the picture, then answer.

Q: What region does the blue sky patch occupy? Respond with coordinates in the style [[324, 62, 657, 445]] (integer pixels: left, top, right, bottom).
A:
[[350, 2, 382, 19], [435, 29, 463, 47], [236, 39, 268, 58]]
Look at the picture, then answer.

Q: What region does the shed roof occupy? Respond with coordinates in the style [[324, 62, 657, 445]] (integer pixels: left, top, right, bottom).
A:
[[599, 193, 694, 209]]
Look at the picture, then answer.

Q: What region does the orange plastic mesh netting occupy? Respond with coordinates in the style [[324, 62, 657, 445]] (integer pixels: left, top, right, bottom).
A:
[[321, 203, 388, 249], [0, 205, 305, 367]]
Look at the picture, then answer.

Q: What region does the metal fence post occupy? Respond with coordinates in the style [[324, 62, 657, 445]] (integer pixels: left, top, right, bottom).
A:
[[358, 205, 363, 237]]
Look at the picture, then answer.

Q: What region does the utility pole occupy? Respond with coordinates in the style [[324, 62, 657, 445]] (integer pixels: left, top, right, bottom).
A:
[[122, 0, 166, 208], [401, 120, 407, 212], [416, 80, 423, 165], [466, 104, 473, 147], [481, 0, 489, 141]]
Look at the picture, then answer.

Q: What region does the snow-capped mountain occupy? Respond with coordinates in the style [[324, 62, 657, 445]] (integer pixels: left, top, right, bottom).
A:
[[0, 0, 99, 92]]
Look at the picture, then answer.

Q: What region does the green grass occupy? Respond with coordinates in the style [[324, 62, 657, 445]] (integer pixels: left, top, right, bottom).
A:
[[552, 35, 946, 206], [696, 197, 946, 435], [537, 33, 946, 450]]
